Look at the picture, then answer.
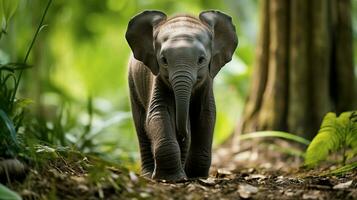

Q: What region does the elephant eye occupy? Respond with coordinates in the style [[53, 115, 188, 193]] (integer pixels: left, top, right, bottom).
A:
[[160, 56, 168, 66], [198, 56, 206, 65]]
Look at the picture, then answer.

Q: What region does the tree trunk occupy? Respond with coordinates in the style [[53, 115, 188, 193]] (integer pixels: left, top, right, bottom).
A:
[[239, 0, 355, 139]]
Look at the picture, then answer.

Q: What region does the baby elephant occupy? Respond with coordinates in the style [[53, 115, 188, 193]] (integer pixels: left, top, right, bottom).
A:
[[126, 10, 238, 181]]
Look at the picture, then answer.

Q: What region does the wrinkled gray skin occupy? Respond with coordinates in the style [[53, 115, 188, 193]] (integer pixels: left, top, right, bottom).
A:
[[126, 10, 238, 181]]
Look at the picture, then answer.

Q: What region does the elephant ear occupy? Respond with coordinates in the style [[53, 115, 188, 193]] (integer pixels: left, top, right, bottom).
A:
[[199, 10, 238, 78], [126, 11, 167, 75]]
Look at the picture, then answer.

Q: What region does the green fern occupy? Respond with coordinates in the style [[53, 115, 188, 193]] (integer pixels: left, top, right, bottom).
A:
[[304, 111, 357, 167]]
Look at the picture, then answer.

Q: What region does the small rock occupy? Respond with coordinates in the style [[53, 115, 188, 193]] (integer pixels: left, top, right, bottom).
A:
[[333, 180, 353, 189]]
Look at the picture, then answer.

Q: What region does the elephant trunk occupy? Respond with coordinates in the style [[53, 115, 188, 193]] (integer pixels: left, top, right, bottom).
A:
[[170, 69, 195, 141]]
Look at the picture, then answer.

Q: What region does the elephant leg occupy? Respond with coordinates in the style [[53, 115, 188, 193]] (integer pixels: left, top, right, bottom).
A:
[[129, 92, 154, 177], [146, 85, 186, 181], [185, 94, 216, 178], [147, 111, 187, 181]]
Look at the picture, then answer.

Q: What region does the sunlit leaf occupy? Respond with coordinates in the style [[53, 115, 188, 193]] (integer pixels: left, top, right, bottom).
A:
[[1, 0, 19, 22], [0, 183, 22, 200], [305, 111, 357, 167], [14, 98, 33, 110], [0, 0, 3, 23], [0, 0, 19, 35]]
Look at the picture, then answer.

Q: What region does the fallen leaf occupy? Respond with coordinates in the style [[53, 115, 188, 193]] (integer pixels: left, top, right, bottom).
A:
[[140, 192, 151, 198], [77, 184, 89, 192], [71, 176, 86, 183], [199, 177, 216, 186], [186, 183, 197, 192], [245, 174, 266, 180], [284, 190, 295, 197], [215, 168, 234, 178], [21, 189, 38, 198], [217, 168, 233, 175], [333, 180, 353, 189], [276, 176, 286, 184], [238, 184, 258, 199], [302, 191, 320, 199]]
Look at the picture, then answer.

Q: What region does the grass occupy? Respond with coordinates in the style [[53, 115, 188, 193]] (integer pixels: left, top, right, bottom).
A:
[[238, 131, 311, 146]]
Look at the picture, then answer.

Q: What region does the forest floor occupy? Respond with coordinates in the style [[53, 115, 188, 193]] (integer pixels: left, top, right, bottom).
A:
[[3, 139, 357, 200]]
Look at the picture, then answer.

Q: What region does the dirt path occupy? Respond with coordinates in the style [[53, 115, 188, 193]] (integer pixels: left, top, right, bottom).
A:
[[5, 142, 357, 200]]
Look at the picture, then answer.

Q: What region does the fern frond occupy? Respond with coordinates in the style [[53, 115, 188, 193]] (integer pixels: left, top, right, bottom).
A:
[[304, 111, 357, 167], [347, 112, 357, 152], [322, 161, 357, 176]]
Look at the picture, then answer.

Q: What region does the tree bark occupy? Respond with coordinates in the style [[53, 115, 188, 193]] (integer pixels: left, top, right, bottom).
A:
[[333, 0, 355, 113], [241, 0, 270, 132], [239, 0, 355, 139], [309, 0, 332, 136], [258, 0, 289, 131], [288, 0, 309, 136]]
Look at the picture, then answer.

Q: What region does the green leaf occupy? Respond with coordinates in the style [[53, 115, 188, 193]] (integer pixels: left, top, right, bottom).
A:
[[1, 0, 19, 22], [0, 1, 3, 39], [14, 98, 33, 110], [0, 109, 18, 146], [304, 111, 357, 167], [0, 0, 3, 21], [0, 63, 33, 72], [0, 0, 19, 39], [0, 183, 22, 200], [238, 131, 311, 145]]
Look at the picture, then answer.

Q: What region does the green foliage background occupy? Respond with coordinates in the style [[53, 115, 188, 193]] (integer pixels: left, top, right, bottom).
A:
[[0, 0, 356, 166], [0, 0, 258, 163]]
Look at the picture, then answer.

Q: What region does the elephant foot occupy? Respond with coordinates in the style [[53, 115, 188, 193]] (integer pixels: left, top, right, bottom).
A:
[[185, 166, 209, 178], [152, 169, 187, 182]]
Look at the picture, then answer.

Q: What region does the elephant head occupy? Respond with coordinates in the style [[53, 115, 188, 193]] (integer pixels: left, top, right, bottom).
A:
[[126, 10, 238, 140]]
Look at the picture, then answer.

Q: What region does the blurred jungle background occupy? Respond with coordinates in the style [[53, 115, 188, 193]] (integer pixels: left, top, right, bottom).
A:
[[1, 0, 260, 164], [0, 0, 356, 199]]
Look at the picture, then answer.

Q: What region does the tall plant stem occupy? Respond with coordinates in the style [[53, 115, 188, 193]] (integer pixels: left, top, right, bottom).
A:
[[10, 0, 52, 109]]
